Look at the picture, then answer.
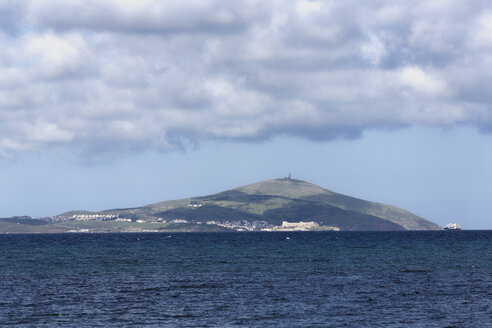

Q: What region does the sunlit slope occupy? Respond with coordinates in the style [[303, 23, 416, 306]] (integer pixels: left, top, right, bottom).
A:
[[232, 179, 439, 230], [51, 178, 439, 231]]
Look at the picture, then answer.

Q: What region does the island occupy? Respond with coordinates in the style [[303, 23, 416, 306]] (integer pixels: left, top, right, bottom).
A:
[[0, 178, 441, 233]]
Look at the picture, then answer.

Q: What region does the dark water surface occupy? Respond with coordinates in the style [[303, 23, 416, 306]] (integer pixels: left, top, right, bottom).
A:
[[0, 231, 491, 327]]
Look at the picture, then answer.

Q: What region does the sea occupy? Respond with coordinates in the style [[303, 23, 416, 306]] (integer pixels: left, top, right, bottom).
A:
[[0, 231, 491, 327]]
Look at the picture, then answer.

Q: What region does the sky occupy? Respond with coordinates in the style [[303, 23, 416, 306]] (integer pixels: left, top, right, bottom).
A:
[[1, 0, 491, 229]]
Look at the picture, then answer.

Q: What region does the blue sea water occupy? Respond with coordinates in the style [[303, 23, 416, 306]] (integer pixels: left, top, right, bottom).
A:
[[0, 231, 491, 327]]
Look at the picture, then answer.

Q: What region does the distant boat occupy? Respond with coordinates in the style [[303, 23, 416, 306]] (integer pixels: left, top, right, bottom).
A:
[[444, 223, 462, 230]]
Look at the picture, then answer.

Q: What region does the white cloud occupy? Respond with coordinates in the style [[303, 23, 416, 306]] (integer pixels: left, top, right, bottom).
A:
[[24, 32, 88, 79], [470, 11, 492, 48], [398, 66, 447, 97], [25, 120, 74, 143], [361, 33, 387, 65], [0, 0, 491, 160]]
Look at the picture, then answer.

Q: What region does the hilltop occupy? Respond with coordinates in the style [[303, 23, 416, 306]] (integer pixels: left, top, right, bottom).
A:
[[232, 179, 438, 230], [0, 178, 440, 233]]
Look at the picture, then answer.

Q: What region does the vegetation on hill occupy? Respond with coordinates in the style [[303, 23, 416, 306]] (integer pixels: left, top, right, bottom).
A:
[[232, 179, 440, 230], [136, 178, 439, 230], [0, 178, 441, 233]]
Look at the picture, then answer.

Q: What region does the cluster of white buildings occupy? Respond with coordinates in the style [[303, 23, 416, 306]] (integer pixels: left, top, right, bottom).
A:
[[131, 218, 189, 224], [51, 213, 121, 222], [263, 221, 322, 231], [170, 219, 188, 223], [205, 220, 273, 231], [50, 212, 339, 232], [205, 220, 339, 231]]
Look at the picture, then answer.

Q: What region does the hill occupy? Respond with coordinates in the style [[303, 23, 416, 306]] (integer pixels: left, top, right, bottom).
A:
[[94, 178, 439, 231], [232, 179, 438, 230], [1, 178, 441, 233]]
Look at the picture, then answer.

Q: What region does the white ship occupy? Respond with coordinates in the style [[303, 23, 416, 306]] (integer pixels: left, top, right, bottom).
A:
[[444, 223, 462, 230]]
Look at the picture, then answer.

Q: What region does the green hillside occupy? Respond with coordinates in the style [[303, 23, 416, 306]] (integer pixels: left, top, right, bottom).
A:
[[134, 178, 438, 231], [232, 179, 439, 230], [1, 178, 441, 233]]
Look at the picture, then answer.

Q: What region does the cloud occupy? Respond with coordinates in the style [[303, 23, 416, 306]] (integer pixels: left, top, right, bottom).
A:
[[0, 0, 491, 160], [0, 0, 25, 34], [398, 66, 447, 97], [27, 0, 262, 34]]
